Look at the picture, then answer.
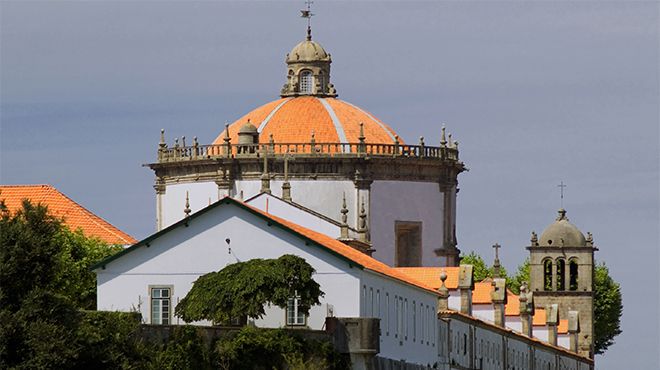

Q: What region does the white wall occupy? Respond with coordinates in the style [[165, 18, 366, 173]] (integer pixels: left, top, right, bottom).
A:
[[370, 181, 444, 267], [246, 193, 341, 238], [162, 182, 217, 229], [97, 204, 361, 328], [359, 270, 439, 366], [236, 179, 356, 224]]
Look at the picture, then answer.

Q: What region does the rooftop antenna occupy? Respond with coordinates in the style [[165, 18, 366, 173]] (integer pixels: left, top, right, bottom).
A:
[[301, 0, 314, 40], [557, 181, 567, 208]]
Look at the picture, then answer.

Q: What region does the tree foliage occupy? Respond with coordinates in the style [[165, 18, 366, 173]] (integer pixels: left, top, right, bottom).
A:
[[459, 251, 508, 281], [176, 255, 324, 324], [0, 200, 129, 368], [593, 262, 623, 355]]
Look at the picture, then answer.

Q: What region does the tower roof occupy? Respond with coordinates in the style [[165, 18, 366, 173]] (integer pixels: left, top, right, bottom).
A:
[[287, 40, 331, 63], [538, 209, 586, 247]]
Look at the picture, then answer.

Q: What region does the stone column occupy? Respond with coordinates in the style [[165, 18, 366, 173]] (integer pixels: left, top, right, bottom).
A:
[[458, 265, 474, 315], [491, 278, 507, 328], [546, 304, 559, 346], [519, 283, 534, 337], [568, 311, 580, 353], [154, 178, 166, 231]]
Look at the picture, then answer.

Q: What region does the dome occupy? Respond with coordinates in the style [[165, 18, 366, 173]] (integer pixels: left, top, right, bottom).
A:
[[287, 40, 330, 63], [538, 209, 586, 247], [213, 96, 401, 146], [238, 120, 258, 134]]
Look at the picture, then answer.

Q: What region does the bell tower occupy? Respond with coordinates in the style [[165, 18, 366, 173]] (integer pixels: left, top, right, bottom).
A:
[[527, 209, 596, 358]]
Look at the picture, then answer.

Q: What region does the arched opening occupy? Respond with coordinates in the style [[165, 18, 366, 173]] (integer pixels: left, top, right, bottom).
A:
[[556, 259, 565, 291], [543, 259, 553, 291], [299, 70, 313, 94], [569, 259, 579, 291]]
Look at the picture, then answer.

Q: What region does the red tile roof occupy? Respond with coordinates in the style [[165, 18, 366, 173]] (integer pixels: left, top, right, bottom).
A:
[[0, 184, 136, 245], [395, 266, 569, 333]]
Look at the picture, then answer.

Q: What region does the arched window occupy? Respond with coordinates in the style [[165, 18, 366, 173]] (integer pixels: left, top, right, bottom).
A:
[[299, 70, 313, 94], [543, 259, 553, 291], [556, 259, 565, 290], [569, 259, 579, 290]]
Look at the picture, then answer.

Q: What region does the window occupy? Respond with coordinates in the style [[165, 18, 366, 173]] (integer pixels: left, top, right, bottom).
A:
[[369, 287, 374, 317], [376, 290, 380, 319], [386, 293, 390, 336], [150, 287, 171, 325], [404, 298, 408, 340], [395, 221, 422, 266], [543, 259, 553, 291], [286, 293, 306, 326], [413, 301, 416, 341], [556, 259, 565, 290], [300, 70, 313, 93], [569, 259, 579, 290], [394, 295, 399, 338]]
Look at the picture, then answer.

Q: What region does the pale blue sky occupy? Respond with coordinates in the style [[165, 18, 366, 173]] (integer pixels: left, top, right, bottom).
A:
[[1, 1, 658, 367]]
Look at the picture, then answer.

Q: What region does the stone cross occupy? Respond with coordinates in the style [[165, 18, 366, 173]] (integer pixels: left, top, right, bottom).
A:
[[557, 181, 567, 207]]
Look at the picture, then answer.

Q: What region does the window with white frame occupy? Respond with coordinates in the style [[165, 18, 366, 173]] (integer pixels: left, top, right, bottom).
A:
[[286, 293, 306, 326], [299, 70, 313, 94], [150, 287, 171, 325]]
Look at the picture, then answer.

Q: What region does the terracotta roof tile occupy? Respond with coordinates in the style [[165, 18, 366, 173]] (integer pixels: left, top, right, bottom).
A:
[[213, 97, 401, 149], [0, 184, 136, 245], [394, 266, 568, 333], [239, 201, 437, 294]]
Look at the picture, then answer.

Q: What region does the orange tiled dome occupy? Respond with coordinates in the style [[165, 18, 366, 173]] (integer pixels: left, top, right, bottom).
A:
[[213, 96, 400, 145]]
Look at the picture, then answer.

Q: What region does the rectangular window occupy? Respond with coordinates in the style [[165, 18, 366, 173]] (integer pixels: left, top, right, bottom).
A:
[[369, 287, 374, 317], [394, 295, 399, 338], [395, 221, 422, 267], [412, 301, 416, 342], [286, 294, 306, 326], [386, 293, 390, 336], [376, 289, 380, 319], [150, 287, 171, 325], [403, 298, 408, 340]]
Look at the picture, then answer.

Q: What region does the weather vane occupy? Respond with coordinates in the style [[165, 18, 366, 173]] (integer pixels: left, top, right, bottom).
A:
[[300, 0, 314, 40], [557, 181, 567, 208]]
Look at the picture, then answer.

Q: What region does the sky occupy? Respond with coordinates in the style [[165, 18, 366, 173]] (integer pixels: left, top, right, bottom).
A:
[[1, 1, 658, 367]]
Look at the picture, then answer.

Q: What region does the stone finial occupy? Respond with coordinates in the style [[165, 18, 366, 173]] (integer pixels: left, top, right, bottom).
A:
[[519, 283, 528, 314], [419, 136, 425, 146], [530, 231, 539, 246], [174, 137, 179, 148], [519, 282, 533, 337], [447, 133, 453, 148], [359, 122, 365, 143], [223, 122, 231, 142], [440, 125, 447, 147], [358, 199, 368, 242], [492, 243, 502, 278], [159, 129, 167, 149], [269, 133, 275, 151], [340, 193, 349, 239], [182, 136, 187, 148], [260, 153, 271, 194], [586, 232, 594, 247], [438, 269, 449, 311], [184, 191, 191, 217], [556, 208, 568, 221]]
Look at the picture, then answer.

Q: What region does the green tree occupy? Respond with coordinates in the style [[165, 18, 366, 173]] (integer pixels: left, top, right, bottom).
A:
[[499, 255, 622, 354], [593, 262, 622, 355], [0, 200, 135, 368], [175, 255, 324, 324], [459, 251, 508, 281]]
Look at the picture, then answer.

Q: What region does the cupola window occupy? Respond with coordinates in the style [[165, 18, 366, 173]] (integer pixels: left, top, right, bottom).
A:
[[543, 259, 553, 291], [556, 259, 565, 291], [569, 259, 579, 290], [300, 70, 313, 94]]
